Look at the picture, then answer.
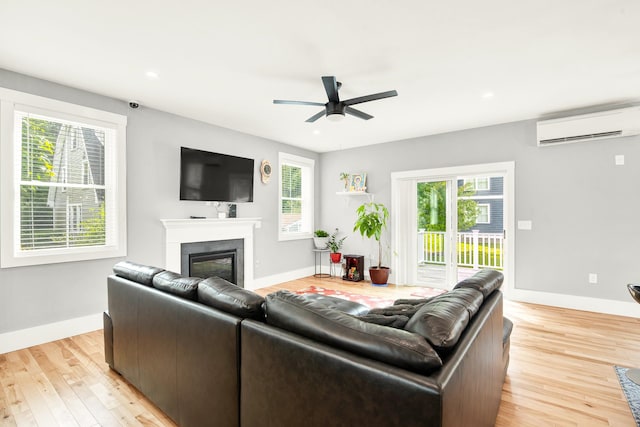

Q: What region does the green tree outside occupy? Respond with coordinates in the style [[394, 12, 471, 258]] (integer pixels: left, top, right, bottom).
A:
[[417, 181, 478, 231]]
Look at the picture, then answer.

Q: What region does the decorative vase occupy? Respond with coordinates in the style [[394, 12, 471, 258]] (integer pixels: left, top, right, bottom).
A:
[[313, 237, 329, 249], [369, 267, 390, 286], [330, 252, 342, 263]]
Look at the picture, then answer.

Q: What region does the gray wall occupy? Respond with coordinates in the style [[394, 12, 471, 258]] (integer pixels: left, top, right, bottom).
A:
[[319, 120, 640, 302], [0, 69, 318, 334]]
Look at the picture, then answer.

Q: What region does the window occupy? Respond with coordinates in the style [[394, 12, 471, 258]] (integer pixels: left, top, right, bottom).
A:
[[0, 88, 127, 267], [67, 203, 82, 235], [465, 177, 490, 191], [476, 204, 490, 224], [279, 152, 314, 241]]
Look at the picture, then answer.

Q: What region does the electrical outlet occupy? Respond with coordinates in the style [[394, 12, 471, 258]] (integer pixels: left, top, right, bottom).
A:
[[588, 273, 598, 284]]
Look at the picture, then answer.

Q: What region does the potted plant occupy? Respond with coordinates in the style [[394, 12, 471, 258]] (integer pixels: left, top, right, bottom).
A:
[[313, 229, 329, 249], [339, 172, 350, 191], [327, 228, 347, 263], [353, 202, 390, 286]]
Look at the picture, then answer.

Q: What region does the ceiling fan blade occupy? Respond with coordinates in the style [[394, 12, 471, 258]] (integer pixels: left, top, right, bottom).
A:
[[321, 76, 340, 103], [273, 100, 325, 106], [305, 109, 326, 123], [345, 107, 373, 120], [343, 90, 398, 106]]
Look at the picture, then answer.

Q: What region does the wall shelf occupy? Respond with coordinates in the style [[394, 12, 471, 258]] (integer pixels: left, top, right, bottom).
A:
[[336, 191, 374, 202]]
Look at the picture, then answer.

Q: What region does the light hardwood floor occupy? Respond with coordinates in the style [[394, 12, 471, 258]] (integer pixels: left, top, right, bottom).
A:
[[1, 276, 638, 426]]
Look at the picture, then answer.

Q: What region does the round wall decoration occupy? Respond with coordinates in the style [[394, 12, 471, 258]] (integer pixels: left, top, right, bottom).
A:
[[260, 159, 272, 184]]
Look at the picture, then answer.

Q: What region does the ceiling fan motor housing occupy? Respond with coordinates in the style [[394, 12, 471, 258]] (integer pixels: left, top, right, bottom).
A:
[[326, 102, 345, 117]]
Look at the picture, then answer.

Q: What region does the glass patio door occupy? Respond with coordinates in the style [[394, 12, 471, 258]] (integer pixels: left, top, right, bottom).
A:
[[415, 174, 505, 287], [416, 179, 457, 288]]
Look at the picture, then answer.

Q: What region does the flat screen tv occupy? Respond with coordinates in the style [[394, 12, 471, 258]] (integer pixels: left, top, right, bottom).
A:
[[180, 147, 254, 202]]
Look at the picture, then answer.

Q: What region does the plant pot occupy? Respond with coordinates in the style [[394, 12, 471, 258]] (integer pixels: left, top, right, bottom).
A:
[[369, 266, 390, 286], [330, 252, 342, 263], [313, 237, 329, 249]]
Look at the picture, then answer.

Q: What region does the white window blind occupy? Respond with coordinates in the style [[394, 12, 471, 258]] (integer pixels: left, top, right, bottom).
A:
[[18, 111, 109, 250], [279, 152, 314, 240]]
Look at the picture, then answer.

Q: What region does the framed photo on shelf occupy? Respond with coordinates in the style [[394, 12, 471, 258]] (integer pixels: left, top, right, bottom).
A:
[[349, 173, 367, 192]]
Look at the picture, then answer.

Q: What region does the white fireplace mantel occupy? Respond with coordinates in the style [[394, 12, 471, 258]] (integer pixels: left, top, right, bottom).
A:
[[161, 218, 261, 288]]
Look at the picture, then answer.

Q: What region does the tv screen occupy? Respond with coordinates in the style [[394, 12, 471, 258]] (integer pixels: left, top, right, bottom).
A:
[[180, 147, 254, 202]]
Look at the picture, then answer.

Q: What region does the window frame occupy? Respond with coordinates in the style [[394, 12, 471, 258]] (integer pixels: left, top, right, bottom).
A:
[[278, 152, 314, 241], [0, 87, 127, 268], [476, 203, 491, 224], [464, 177, 490, 191]]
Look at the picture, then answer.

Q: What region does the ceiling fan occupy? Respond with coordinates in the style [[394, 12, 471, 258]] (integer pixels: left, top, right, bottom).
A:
[[273, 76, 398, 123]]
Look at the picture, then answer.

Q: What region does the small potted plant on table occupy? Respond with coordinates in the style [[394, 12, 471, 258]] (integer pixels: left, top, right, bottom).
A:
[[327, 228, 347, 263], [313, 229, 329, 249], [353, 202, 390, 286]]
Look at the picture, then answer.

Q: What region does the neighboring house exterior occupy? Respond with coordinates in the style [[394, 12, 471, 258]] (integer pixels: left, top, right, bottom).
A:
[[47, 125, 105, 237], [458, 176, 504, 234]]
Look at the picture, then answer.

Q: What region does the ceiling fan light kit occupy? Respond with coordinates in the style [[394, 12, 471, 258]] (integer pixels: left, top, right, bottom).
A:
[[274, 76, 397, 123]]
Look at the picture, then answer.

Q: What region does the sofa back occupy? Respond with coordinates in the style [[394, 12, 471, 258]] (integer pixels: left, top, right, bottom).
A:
[[106, 259, 269, 427], [240, 272, 504, 427]]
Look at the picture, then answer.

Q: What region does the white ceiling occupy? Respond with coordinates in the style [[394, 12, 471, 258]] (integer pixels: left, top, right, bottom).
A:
[[1, 1, 639, 153]]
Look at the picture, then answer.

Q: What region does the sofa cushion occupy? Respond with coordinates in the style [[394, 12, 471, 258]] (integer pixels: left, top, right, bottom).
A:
[[264, 291, 442, 375], [368, 303, 425, 317], [431, 288, 484, 318], [198, 277, 265, 320], [300, 294, 369, 316], [404, 292, 472, 351], [152, 271, 201, 300], [113, 261, 164, 286], [356, 313, 410, 329], [453, 269, 503, 298]]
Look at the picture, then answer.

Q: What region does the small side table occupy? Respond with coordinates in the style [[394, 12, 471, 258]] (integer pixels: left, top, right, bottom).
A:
[[313, 249, 331, 278]]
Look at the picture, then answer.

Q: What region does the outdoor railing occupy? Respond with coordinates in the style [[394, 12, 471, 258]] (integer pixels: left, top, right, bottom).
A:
[[417, 230, 503, 269]]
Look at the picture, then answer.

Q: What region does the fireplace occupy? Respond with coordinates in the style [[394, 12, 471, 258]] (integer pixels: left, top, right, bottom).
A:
[[161, 218, 261, 289], [181, 238, 244, 287]]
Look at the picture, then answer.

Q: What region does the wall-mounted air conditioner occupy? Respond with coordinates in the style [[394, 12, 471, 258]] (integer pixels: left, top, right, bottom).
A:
[[536, 106, 640, 147]]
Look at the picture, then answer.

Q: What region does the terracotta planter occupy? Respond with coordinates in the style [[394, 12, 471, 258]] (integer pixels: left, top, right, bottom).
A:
[[330, 252, 342, 263], [369, 266, 390, 286]]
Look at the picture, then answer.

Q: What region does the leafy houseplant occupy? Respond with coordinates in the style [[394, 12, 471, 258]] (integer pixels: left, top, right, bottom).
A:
[[327, 228, 347, 263], [313, 229, 329, 249], [353, 202, 390, 285]]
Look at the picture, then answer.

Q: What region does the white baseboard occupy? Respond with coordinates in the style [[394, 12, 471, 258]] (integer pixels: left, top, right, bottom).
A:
[[0, 266, 316, 354], [508, 288, 638, 318], [0, 313, 103, 355], [249, 266, 315, 290]]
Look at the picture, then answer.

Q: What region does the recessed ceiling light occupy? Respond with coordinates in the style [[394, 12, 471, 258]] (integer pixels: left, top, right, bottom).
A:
[[145, 71, 159, 79], [482, 91, 494, 99], [313, 129, 320, 135]]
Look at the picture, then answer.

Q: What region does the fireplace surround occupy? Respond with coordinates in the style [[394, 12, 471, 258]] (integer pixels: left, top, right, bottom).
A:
[[161, 218, 261, 289]]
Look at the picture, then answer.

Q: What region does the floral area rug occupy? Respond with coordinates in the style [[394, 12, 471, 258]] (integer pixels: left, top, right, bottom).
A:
[[294, 286, 395, 308], [615, 366, 640, 426], [294, 285, 446, 308]]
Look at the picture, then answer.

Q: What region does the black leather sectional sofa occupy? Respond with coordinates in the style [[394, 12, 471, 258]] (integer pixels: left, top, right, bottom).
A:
[[104, 261, 511, 427]]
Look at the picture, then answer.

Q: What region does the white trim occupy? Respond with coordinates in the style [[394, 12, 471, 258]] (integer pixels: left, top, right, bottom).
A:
[[161, 218, 261, 288], [0, 88, 127, 268], [278, 152, 315, 241], [476, 203, 491, 224], [0, 87, 127, 125], [249, 266, 316, 290], [508, 289, 639, 318], [391, 161, 515, 291], [0, 313, 103, 355], [459, 195, 504, 200]]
